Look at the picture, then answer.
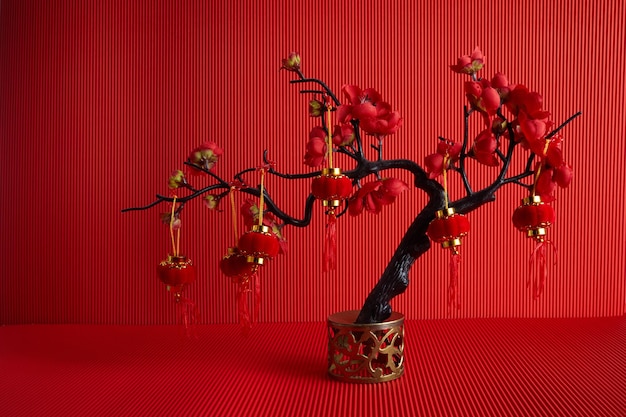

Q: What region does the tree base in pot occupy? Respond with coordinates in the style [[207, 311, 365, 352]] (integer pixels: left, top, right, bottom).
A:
[[327, 310, 404, 383]]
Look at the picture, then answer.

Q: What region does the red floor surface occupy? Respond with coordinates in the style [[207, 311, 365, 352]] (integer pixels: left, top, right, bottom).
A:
[[1, 317, 625, 416]]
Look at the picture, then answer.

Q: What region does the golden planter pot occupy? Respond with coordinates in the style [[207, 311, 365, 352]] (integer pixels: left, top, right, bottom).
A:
[[327, 310, 405, 383]]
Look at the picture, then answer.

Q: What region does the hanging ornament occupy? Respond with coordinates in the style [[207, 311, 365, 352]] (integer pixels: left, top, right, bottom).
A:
[[238, 169, 280, 264], [512, 194, 557, 299], [426, 154, 470, 310], [226, 170, 279, 332], [157, 196, 199, 336], [219, 186, 265, 333], [311, 102, 352, 271], [512, 138, 559, 299]]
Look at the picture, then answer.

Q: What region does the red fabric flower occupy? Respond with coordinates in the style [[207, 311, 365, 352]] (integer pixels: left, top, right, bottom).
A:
[[332, 123, 355, 146], [450, 47, 484, 75], [469, 129, 500, 166], [465, 80, 501, 116], [347, 178, 408, 216], [425, 140, 462, 179], [505, 85, 549, 120], [336, 85, 381, 122], [359, 102, 403, 136], [336, 85, 402, 137], [188, 141, 223, 175], [303, 126, 327, 167]]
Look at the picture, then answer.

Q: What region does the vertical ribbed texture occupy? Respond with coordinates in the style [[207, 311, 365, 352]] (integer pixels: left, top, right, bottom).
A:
[[1, 319, 625, 416], [0, 0, 624, 324]]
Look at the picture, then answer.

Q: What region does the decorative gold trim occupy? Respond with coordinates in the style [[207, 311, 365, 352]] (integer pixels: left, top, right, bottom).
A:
[[442, 238, 462, 248], [321, 167, 342, 177], [436, 207, 456, 218], [527, 227, 547, 238], [322, 199, 342, 207], [246, 256, 265, 265], [522, 195, 543, 205], [327, 310, 404, 383], [251, 225, 271, 234]]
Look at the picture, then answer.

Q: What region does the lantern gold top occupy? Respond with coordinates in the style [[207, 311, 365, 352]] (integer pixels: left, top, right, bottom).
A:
[[435, 207, 456, 218], [522, 195, 543, 205], [251, 224, 271, 234], [321, 167, 342, 177]]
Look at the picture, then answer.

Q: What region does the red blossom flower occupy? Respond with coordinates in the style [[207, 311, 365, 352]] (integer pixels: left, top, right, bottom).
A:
[[380, 177, 409, 202], [553, 164, 573, 188], [424, 140, 462, 179], [465, 80, 501, 117], [359, 102, 403, 136], [303, 126, 327, 167], [347, 178, 408, 216], [505, 85, 549, 120], [332, 123, 355, 146], [469, 129, 500, 166], [491, 72, 510, 98], [533, 139, 573, 202], [188, 141, 223, 175], [450, 47, 485, 75], [535, 168, 558, 202], [336, 85, 402, 137]]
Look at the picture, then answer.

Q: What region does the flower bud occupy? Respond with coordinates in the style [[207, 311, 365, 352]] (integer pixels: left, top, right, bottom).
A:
[[203, 194, 218, 210], [309, 98, 324, 117], [281, 52, 301, 72], [167, 170, 185, 189]]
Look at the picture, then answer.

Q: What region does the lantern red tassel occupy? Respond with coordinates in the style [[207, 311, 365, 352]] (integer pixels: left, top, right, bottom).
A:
[[512, 195, 557, 298], [427, 207, 470, 310], [157, 254, 199, 335], [311, 167, 352, 271], [220, 247, 260, 333]]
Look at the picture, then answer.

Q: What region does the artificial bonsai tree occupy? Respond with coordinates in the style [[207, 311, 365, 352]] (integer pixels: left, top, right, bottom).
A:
[[123, 48, 579, 325]]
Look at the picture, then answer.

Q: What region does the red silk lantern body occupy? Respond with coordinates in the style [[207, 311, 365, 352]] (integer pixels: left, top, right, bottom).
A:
[[157, 254, 197, 291], [512, 195, 557, 299], [426, 207, 470, 310], [157, 254, 199, 336], [311, 167, 352, 207], [220, 247, 257, 282], [426, 208, 470, 248], [311, 168, 352, 272], [238, 225, 280, 264], [512, 195, 554, 238]]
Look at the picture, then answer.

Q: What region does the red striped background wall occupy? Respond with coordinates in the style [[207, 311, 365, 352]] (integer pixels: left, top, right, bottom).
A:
[[0, 0, 624, 325]]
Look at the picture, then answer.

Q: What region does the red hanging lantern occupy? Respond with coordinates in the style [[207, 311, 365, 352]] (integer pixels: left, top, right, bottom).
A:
[[220, 246, 259, 332], [311, 167, 353, 207], [512, 195, 557, 298], [157, 197, 199, 336], [427, 207, 470, 310], [311, 167, 352, 272], [220, 247, 257, 282], [512, 195, 555, 238], [157, 254, 197, 292], [238, 224, 280, 265]]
